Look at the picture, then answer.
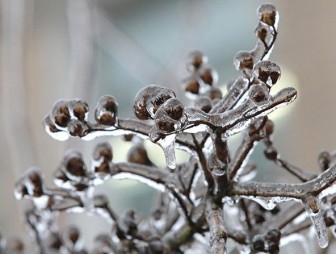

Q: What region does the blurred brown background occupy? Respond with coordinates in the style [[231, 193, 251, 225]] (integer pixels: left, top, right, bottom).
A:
[[1, 0, 336, 252]]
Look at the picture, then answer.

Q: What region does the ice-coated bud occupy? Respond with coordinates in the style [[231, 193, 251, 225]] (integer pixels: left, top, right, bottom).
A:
[[186, 51, 208, 72], [134, 85, 176, 120], [14, 168, 45, 199], [318, 151, 331, 171], [253, 61, 281, 86], [94, 234, 114, 252], [120, 210, 138, 236], [47, 233, 63, 250], [123, 134, 134, 142], [248, 84, 270, 105], [159, 98, 184, 121], [44, 114, 59, 133], [264, 146, 278, 161], [257, 4, 279, 27], [69, 99, 89, 121], [93, 194, 109, 208], [127, 144, 153, 166], [255, 22, 269, 43], [62, 151, 87, 181], [154, 98, 184, 134], [184, 77, 200, 95], [93, 143, 113, 162], [67, 119, 88, 137], [5, 237, 24, 253], [194, 96, 212, 113], [252, 235, 265, 252], [200, 67, 218, 86], [51, 100, 71, 128], [148, 238, 165, 254], [265, 119, 275, 136], [234, 51, 254, 72], [265, 229, 281, 244], [95, 95, 118, 126], [67, 226, 80, 245], [206, 87, 222, 100]]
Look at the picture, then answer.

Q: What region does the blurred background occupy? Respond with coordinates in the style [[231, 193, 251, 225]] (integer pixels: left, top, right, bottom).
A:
[[1, 0, 336, 252]]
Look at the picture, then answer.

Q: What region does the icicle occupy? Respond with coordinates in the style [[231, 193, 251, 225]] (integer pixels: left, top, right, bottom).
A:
[[157, 134, 177, 169], [303, 196, 328, 248]]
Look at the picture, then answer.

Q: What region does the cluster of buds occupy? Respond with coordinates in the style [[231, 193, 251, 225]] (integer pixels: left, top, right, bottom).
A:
[[9, 4, 336, 254]]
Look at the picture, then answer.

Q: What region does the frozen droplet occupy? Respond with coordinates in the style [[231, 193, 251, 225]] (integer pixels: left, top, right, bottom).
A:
[[304, 197, 329, 248], [253, 61, 281, 86], [257, 4, 279, 28], [157, 134, 176, 169]]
